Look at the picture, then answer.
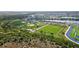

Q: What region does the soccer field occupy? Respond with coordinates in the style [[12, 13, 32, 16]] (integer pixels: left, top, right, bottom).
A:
[[37, 24, 67, 38], [38, 24, 62, 33]]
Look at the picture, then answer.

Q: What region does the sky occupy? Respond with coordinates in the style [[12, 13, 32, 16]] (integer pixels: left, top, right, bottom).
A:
[[0, 0, 79, 11]]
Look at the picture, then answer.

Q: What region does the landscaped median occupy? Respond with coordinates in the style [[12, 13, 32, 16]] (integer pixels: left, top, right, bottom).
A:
[[65, 25, 79, 44]]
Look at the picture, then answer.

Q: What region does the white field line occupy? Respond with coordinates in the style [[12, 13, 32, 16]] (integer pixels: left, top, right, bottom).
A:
[[28, 24, 49, 32], [65, 26, 79, 44], [35, 24, 49, 31]]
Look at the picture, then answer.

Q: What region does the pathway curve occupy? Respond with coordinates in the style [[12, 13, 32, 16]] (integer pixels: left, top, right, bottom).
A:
[[65, 26, 79, 44]]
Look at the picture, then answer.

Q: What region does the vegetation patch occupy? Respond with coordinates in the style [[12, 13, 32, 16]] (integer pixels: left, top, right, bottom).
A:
[[70, 24, 79, 41], [0, 19, 79, 48]]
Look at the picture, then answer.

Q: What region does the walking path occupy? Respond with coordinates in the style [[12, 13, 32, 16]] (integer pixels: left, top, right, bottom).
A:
[[35, 24, 49, 31], [27, 24, 49, 32]]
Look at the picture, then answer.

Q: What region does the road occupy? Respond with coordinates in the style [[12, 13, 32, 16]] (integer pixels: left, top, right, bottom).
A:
[[45, 20, 79, 24]]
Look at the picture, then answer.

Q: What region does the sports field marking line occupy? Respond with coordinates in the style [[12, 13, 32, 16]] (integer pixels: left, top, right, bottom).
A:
[[35, 24, 49, 31], [65, 26, 79, 44], [29, 24, 50, 32]]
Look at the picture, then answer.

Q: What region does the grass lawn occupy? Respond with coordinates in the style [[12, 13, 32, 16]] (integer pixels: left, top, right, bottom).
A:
[[70, 25, 79, 41], [37, 24, 67, 38], [70, 28, 76, 38], [38, 24, 62, 33]]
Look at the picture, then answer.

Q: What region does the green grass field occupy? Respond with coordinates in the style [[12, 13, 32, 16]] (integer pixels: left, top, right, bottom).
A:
[[37, 24, 67, 39], [38, 24, 61, 33], [70, 24, 79, 41]]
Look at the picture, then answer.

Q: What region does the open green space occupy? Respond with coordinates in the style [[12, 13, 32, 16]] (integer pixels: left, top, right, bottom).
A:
[[0, 19, 79, 48], [37, 24, 66, 37], [38, 24, 62, 33], [37, 24, 71, 46], [70, 24, 79, 41]]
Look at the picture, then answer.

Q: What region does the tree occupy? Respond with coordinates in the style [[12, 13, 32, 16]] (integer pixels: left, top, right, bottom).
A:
[[1, 21, 11, 32]]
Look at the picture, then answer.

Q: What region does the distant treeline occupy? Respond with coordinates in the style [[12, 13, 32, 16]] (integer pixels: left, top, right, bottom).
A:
[[0, 14, 29, 20], [0, 13, 79, 21]]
